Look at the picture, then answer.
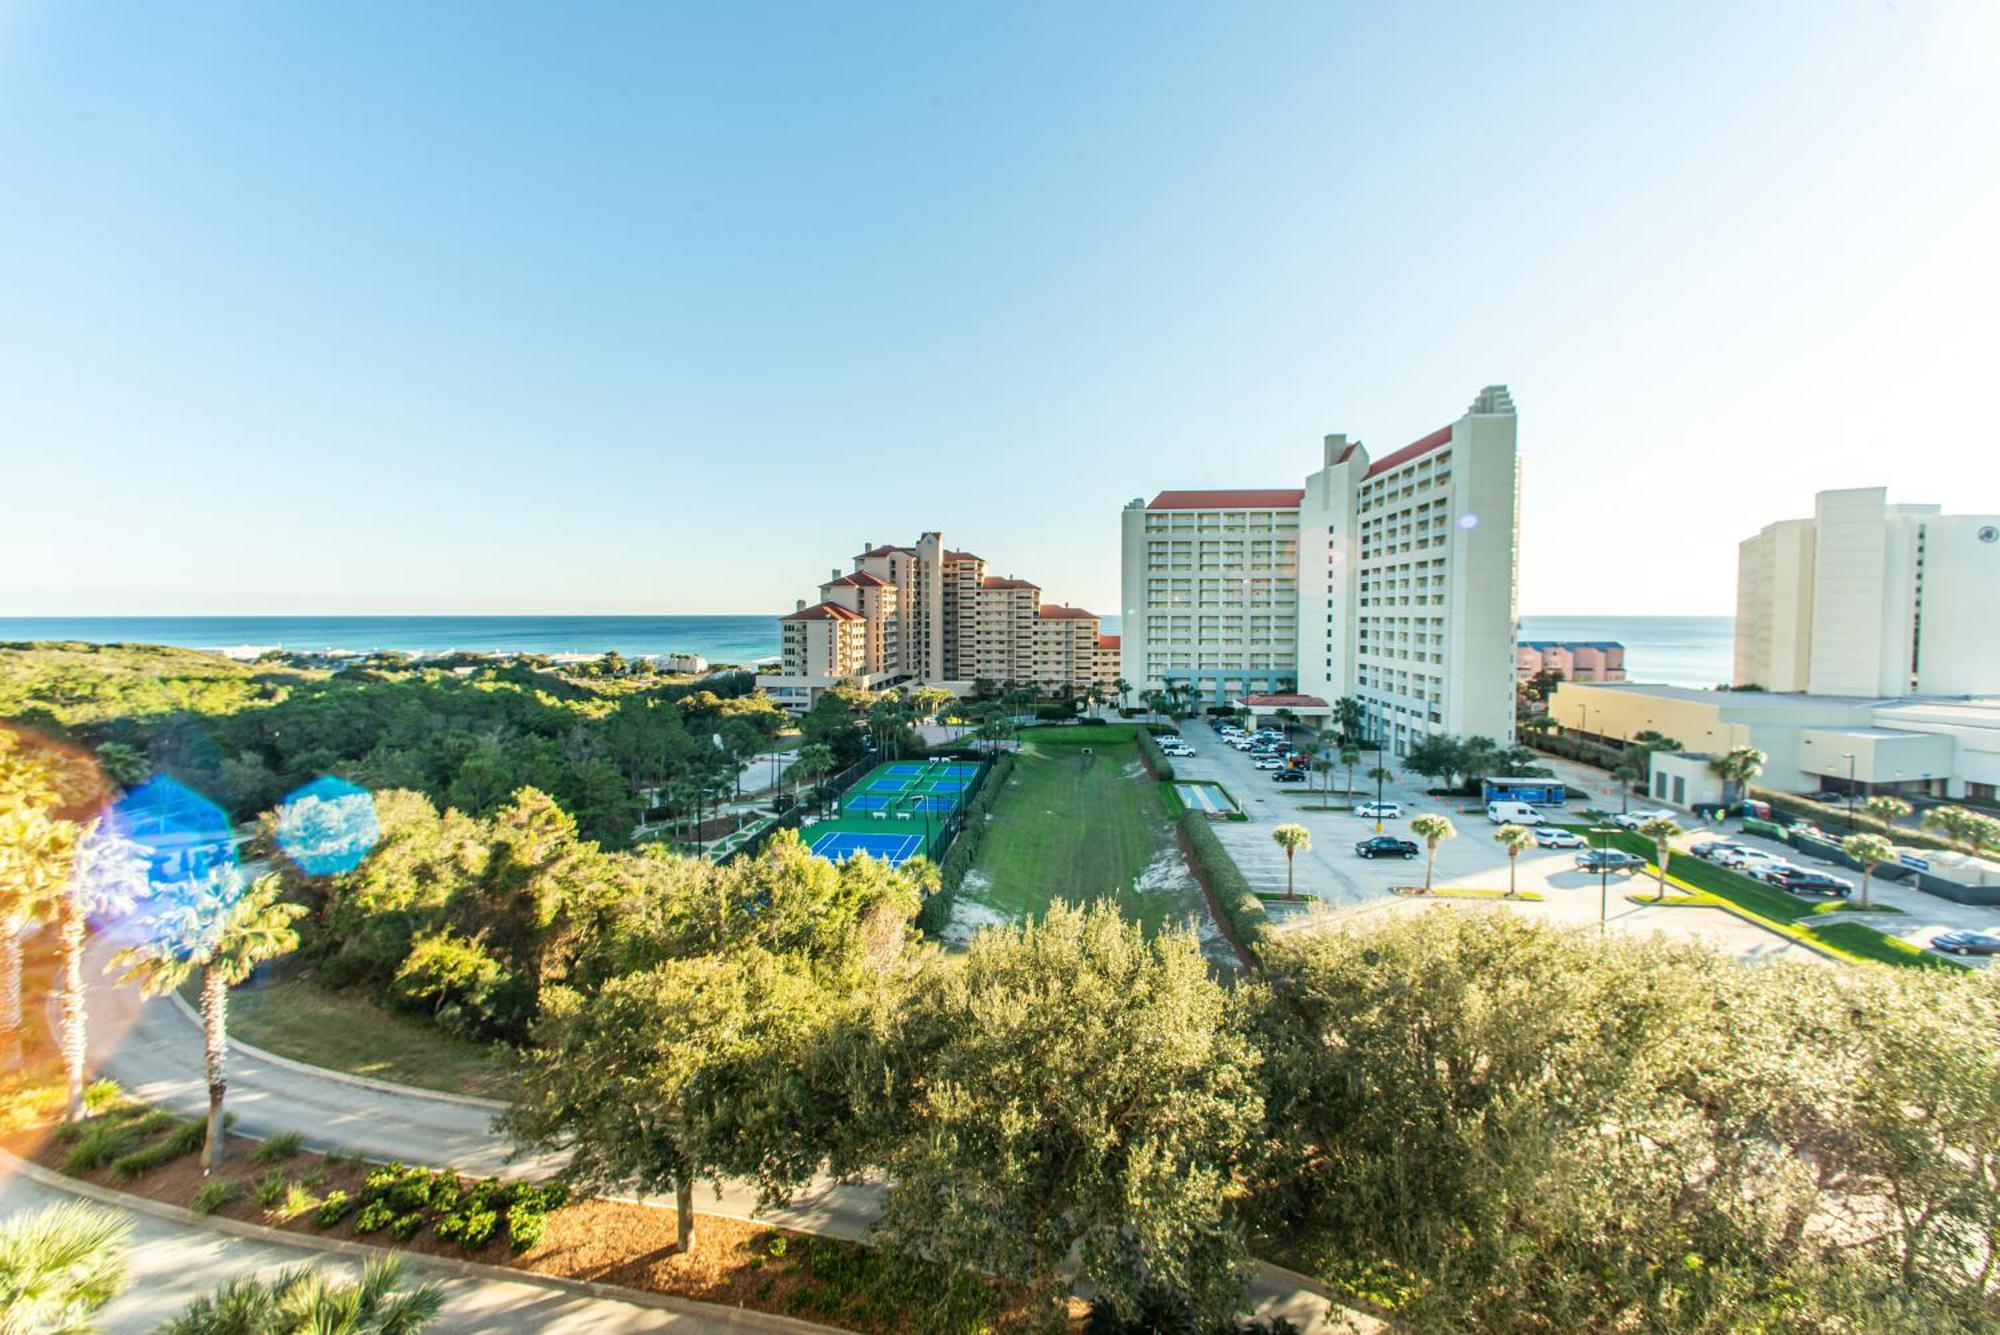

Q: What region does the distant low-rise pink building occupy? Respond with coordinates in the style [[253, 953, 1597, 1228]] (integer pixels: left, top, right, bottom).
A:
[[1517, 640, 1626, 683]]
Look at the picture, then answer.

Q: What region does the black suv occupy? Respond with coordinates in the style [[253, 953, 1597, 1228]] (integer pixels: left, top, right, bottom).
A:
[[1769, 868, 1851, 897], [1355, 836, 1420, 860]]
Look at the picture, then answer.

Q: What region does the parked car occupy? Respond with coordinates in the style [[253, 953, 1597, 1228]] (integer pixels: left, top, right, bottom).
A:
[[1485, 800, 1546, 826], [1751, 861, 1805, 886], [1231, 739, 1255, 751], [1611, 809, 1677, 831], [1767, 868, 1851, 897], [1354, 801, 1403, 819], [1255, 757, 1284, 770], [1932, 931, 2000, 956], [1272, 770, 1308, 784], [1691, 840, 1748, 861], [1355, 836, 1420, 859], [1715, 847, 1781, 870], [1535, 827, 1586, 849], [1577, 850, 1645, 873]]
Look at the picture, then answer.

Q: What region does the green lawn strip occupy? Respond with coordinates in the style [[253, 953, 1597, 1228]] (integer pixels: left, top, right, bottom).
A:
[[960, 730, 1199, 941], [1618, 871, 1962, 972], [1427, 888, 1545, 902], [212, 971, 521, 1099], [1807, 900, 1905, 915]]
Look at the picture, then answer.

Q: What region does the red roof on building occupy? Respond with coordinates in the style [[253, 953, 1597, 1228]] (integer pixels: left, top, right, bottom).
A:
[[982, 576, 1038, 590], [945, 549, 982, 563], [781, 602, 864, 622], [1147, 489, 1306, 510], [1097, 635, 1121, 650], [823, 571, 889, 588], [856, 544, 913, 559], [1241, 692, 1329, 708], [1038, 604, 1096, 620], [1361, 425, 1453, 480]]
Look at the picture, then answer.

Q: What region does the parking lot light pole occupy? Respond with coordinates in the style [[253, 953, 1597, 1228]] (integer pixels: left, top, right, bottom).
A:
[[1843, 752, 1857, 830]]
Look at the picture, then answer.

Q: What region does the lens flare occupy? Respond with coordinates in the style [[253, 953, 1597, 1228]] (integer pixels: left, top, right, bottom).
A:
[[275, 776, 381, 876], [1458, 513, 1480, 529], [104, 775, 239, 897]]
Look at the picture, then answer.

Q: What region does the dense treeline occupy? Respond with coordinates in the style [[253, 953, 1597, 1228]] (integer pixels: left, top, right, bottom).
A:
[[505, 853, 2000, 1333], [0, 641, 786, 846]]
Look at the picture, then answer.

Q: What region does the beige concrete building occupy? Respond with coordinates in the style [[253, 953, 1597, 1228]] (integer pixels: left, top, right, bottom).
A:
[[1119, 385, 1521, 757], [760, 531, 1117, 711], [1735, 487, 2000, 697]]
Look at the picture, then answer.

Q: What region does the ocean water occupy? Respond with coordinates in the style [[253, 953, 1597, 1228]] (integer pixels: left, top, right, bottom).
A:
[[1519, 615, 1733, 689], [0, 615, 786, 665], [0, 612, 1732, 687]]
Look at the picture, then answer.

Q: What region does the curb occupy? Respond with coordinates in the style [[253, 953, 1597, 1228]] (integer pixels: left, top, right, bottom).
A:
[[166, 989, 510, 1111], [0, 1146, 838, 1334]]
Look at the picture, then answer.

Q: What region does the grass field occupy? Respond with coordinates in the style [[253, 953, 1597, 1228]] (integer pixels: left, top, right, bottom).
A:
[[218, 969, 520, 1099], [949, 725, 1230, 963]]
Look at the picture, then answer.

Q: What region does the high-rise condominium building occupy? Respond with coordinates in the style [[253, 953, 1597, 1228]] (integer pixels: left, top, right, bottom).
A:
[[759, 532, 1117, 712], [1119, 386, 1520, 757], [1735, 487, 2000, 697]]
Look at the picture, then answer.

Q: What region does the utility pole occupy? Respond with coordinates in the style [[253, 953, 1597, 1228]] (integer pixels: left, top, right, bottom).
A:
[[1844, 752, 1857, 830], [1593, 825, 1616, 935]]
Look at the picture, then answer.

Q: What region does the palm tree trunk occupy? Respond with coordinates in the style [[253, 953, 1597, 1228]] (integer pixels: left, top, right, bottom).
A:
[[1508, 854, 1517, 898], [0, 922, 22, 1069], [60, 895, 89, 1120], [1286, 853, 1296, 901], [1860, 867, 1872, 911], [675, 1175, 696, 1252], [201, 968, 229, 1174], [1425, 847, 1437, 892]]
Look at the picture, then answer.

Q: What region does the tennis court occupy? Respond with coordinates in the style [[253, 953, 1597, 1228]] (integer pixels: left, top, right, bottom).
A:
[[805, 756, 990, 867], [809, 829, 923, 867]]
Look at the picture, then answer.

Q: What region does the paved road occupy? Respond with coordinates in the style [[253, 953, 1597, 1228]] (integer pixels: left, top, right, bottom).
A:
[[75, 930, 1343, 1332], [0, 1172, 761, 1333]]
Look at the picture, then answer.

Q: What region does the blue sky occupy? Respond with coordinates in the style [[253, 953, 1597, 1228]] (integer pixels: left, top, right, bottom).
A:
[[2, 2, 1994, 617]]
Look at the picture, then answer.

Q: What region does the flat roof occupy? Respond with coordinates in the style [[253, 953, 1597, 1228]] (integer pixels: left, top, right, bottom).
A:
[[1147, 489, 1306, 510]]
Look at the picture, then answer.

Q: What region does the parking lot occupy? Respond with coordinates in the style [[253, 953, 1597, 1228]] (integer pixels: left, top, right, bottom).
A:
[[1164, 724, 2000, 966]]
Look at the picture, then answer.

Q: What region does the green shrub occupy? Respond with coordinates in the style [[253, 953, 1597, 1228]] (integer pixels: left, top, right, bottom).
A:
[[458, 1208, 498, 1250], [765, 1231, 788, 1258], [124, 1109, 174, 1139], [324, 1148, 363, 1170], [390, 1211, 425, 1241], [505, 1203, 545, 1253], [299, 1165, 329, 1190], [110, 1142, 178, 1182], [63, 1120, 135, 1174], [253, 1131, 303, 1164], [161, 1120, 206, 1157], [81, 1079, 124, 1115], [1134, 729, 1174, 781], [314, 1190, 353, 1228], [253, 1170, 289, 1209], [354, 1200, 397, 1234], [191, 1180, 239, 1215], [1178, 810, 1270, 958], [278, 1182, 318, 1219]]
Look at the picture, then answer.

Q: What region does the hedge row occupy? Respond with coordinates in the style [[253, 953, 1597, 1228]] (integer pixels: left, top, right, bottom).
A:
[[918, 752, 1017, 936], [1134, 729, 1175, 782], [1177, 810, 1271, 958], [1748, 787, 1959, 855], [1526, 732, 1627, 772]]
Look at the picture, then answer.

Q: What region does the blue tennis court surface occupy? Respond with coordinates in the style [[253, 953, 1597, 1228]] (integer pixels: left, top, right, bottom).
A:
[[909, 794, 957, 813], [884, 763, 927, 776], [843, 794, 892, 812], [809, 830, 922, 866], [930, 780, 966, 793], [868, 779, 910, 793]]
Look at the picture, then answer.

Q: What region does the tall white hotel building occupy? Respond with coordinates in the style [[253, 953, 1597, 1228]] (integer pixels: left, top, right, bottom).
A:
[[1119, 386, 1520, 757]]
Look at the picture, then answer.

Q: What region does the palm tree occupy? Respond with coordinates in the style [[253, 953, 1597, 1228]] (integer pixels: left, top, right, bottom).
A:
[[0, 804, 72, 1069], [112, 870, 304, 1173], [1338, 743, 1361, 805], [788, 743, 835, 816], [0, 1200, 131, 1332], [1273, 707, 1298, 739], [1861, 795, 1912, 833], [1972, 815, 2000, 859], [1409, 814, 1455, 892], [1113, 677, 1131, 714], [1841, 833, 1894, 911], [1493, 823, 1536, 898], [1366, 766, 1394, 831], [1707, 746, 1767, 808], [1637, 814, 1684, 902], [1922, 805, 1980, 854], [1270, 824, 1311, 901], [60, 821, 150, 1119], [158, 1257, 445, 1335]]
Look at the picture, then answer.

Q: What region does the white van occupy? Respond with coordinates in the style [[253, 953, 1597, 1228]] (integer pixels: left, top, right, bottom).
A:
[[1486, 800, 1545, 826]]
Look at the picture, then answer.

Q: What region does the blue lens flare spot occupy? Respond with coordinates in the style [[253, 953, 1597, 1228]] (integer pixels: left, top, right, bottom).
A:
[[276, 776, 381, 876], [1458, 513, 1480, 530], [105, 776, 239, 899]]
